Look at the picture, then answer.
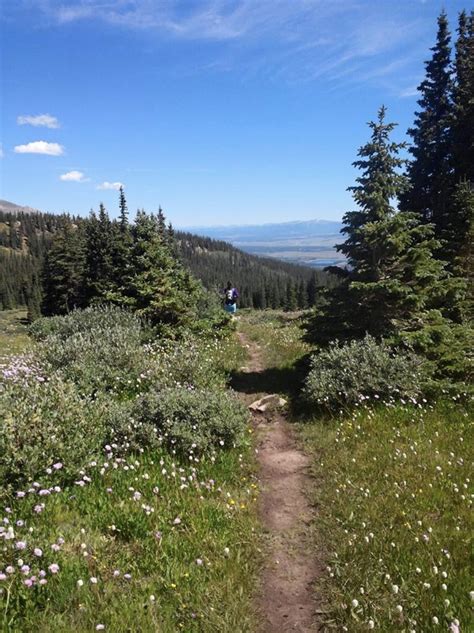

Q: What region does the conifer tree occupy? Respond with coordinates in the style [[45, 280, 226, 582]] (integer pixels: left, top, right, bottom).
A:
[[308, 107, 450, 343], [453, 10, 474, 183], [41, 224, 85, 315], [124, 210, 201, 329], [401, 11, 455, 233], [83, 205, 115, 302], [26, 270, 42, 322], [118, 186, 128, 231]]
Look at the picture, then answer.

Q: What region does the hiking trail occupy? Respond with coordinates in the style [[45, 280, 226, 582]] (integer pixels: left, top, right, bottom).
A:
[[235, 330, 320, 633]]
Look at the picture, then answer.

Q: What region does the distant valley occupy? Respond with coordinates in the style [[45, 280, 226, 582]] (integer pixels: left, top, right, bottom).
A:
[[182, 219, 345, 268]]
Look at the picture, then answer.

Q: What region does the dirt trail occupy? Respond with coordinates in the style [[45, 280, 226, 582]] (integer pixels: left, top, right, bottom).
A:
[[236, 331, 320, 633]]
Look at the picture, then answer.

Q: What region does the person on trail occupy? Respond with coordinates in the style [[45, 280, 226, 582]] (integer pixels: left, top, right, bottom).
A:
[[223, 281, 239, 314]]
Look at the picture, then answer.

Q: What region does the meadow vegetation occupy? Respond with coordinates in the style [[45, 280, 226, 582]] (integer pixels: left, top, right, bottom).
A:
[[0, 306, 259, 631]]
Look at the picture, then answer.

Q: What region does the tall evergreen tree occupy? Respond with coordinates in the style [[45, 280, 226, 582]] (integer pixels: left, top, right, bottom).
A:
[[83, 205, 115, 302], [401, 11, 455, 234], [118, 186, 129, 231], [124, 210, 201, 329], [308, 107, 450, 343], [453, 10, 474, 183], [41, 224, 85, 315]]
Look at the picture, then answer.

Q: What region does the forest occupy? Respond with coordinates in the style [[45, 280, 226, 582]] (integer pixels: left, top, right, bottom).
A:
[[0, 202, 334, 315]]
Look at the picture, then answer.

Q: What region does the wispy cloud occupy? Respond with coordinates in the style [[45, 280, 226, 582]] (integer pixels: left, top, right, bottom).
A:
[[17, 1, 430, 89], [17, 114, 60, 128], [97, 181, 124, 190], [0, 144, 4, 159], [60, 170, 88, 182], [399, 85, 420, 98], [14, 141, 64, 156]]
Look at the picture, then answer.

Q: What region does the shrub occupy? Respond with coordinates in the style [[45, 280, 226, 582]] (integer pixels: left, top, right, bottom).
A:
[[135, 387, 249, 455], [0, 375, 107, 497], [29, 305, 151, 343], [303, 335, 424, 412]]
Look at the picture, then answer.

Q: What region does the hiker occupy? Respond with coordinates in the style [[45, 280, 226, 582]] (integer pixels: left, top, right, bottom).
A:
[[223, 281, 239, 314]]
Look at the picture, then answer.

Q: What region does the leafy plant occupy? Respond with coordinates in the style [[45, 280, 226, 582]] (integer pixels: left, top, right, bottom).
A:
[[303, 335, 424, 411], [136, 387, 249, 455]]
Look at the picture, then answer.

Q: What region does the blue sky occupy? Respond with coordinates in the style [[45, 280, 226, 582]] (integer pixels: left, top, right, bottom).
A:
[[0, 0, 468, 225]]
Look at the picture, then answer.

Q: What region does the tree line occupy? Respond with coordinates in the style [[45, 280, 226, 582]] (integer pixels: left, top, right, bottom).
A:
[[308, 10, 473, 387], [1, 191, 334, 319]]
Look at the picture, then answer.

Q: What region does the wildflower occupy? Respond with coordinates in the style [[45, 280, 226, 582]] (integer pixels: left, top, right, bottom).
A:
[[392, 585, 399, 594], [173, 517, 181, 525], [149, 595, 155, 602], [96, 625, 105, 630], [196, 558, 203, 566], [48, 564, 60, 574], [368, 621, 375, 629], [395, 605, 403, 613], [432, 616, 439, 625], [34, 548, 43, 557], [15, 541, 26, 550], [90, 577, 98, 584], [351, 599, 359, 608], [77, 579, 84, 587]]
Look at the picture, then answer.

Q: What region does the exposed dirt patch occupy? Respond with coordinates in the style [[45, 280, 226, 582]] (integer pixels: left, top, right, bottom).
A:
[[236, 331, 320, 632]]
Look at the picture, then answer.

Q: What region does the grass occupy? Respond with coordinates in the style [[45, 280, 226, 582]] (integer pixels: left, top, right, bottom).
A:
[[232, 310, 310, 402], [0, 310, 30, 359], [1, 444, 260, 632], [238, 310, 473, 632], [237, 310, 310, 369], [300, 402, 473, 632], [0, 312, 261, 632]]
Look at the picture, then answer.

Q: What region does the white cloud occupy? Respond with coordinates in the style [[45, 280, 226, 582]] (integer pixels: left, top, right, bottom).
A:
[[97, 181, 124, 190], [60, 170, 87, 182], [24, 1, 429, 88], [17, 114, 60, 128], [0, 144, 4, 159], [14, 141, 64, 156]]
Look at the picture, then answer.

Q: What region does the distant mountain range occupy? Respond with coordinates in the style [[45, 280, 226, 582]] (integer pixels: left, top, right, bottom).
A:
[[0, 200, 345, 268], [182, 219, 345, 268], [0, 199, 40, 214]]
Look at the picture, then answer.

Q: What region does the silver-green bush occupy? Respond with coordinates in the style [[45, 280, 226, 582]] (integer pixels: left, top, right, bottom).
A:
[[136, 387, 249, 455], [0, 375, 107, 496], [303, 335, 424, 412]]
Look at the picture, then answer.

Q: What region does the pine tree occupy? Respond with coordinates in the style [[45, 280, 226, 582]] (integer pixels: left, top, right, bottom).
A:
[[401, 11, 455, 233], [124, 210, 201, 329], [453, 10, 474, 183], [83, 205, 115, 302], [118, 186, 128, 231], [308, 107, 450, 343], [285, 280, 298, 312], [450, 180, 474, 322], [26, 270, 42, 322], [41, 224, 85, 315]]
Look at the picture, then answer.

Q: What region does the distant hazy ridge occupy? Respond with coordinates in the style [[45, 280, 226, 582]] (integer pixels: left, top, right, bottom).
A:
[[182, 219, 344, 268]]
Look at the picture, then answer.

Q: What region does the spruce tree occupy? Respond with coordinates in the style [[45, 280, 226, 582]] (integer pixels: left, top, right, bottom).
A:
[[124, 210, 201, 329], [41, 224, 85, 315], [401, 11, 455, 233], [118, 186, 128, 231], [453, 10, 474, 183], [83, 205, 115, 302], [308, 107, 449, 343]]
